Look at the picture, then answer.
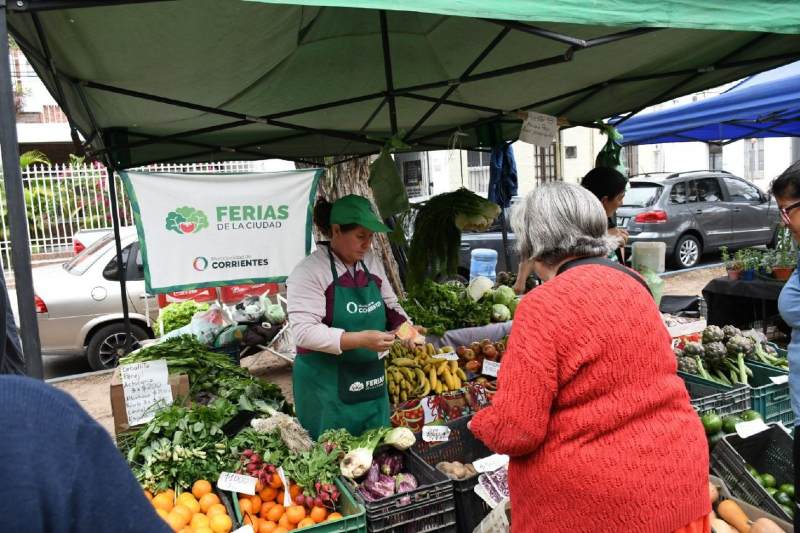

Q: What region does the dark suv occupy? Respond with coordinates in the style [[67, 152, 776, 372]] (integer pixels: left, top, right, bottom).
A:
[[458, 197, 521, 276], [617, 170, 780, 268]]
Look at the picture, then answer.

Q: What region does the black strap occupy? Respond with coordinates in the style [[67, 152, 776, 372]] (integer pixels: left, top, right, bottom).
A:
[[557, 257, 652, 295]]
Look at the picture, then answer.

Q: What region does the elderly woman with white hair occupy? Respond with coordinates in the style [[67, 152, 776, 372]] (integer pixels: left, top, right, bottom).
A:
[[470, 183, 710, 533]]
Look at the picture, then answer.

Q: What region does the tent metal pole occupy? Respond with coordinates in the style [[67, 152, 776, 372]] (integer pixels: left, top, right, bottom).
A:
[[379, 11, 398, 136], [104, 163, 133, 355], [402, 93, 502, 115], [404, 27, 510, 139], [482, 19, 587, 47], [0, 5, 42, 378], [9, 0, 170, 12]]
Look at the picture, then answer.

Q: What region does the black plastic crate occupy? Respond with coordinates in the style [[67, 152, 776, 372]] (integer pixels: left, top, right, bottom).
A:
[[710, 424, 794, 521], [681, 374, 750, 416], [411, 416, 492, 533], [346, 451, 457, 533]]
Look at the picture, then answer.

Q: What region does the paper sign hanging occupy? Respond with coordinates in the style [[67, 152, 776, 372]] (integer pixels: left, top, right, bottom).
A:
[[121, 169, 321, 293], [217, 472, 258, 495], [422, 425, 452, 442], [120, 359, 172, 426], [519, 112, 558, 147]]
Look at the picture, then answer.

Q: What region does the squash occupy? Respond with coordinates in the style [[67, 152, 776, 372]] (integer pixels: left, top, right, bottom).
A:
[[749, 518, 786, 533], [713, 518, 738, 533], [717, 500, 751, 533]]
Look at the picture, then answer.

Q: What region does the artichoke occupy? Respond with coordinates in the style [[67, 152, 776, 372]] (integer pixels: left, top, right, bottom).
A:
[[704, 341, 727, 369], [678, 356, 699, 375], [682, 342, 705, 358], [726, 335, 755, 358], [722, 325, 742, 342], [673, 346, 685, 359], [702, 325, 725, 344]]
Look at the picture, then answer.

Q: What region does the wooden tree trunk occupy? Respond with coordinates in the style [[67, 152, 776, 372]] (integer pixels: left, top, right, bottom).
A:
[[297, 157, 406, 298]]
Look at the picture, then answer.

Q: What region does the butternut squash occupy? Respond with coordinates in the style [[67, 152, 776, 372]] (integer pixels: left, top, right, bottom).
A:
[[717, 500, 751, 533], [749, 518, 786, 533]]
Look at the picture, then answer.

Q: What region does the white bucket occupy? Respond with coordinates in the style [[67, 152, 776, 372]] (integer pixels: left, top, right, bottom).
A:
[[632, 241, 666, 274]]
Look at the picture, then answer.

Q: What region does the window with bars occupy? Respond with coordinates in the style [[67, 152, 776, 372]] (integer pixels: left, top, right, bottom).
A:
[[708, 143, 723, 171], [467, 150, 491, 168], [622, 145, 639, 175], [535, 143, 557, 183], [744, 138, 765, 180]]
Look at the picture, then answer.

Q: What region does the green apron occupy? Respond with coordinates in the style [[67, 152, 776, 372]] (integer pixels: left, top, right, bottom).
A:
[[293, 248, 390, 440]]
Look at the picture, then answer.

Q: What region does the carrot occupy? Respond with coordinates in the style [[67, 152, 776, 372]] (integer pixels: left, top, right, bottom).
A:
[[717, 500, 751, 533]]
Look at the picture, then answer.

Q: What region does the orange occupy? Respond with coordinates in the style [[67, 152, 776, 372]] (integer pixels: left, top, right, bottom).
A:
[[286, 506, 306, 525], [196, 528, 214, 533], [309, 506, 327, 523], [260, 487, 278, 502], [165, 488, 176, 500], [267, 504, 285, 522], [153, 493, 175, 512], [177, 528, 193, 533], [171, 504, 193, 525], [239, 498, 254, 516], [144, 489, 154, 501], [277, 491, 285, 505], [256, 479, 265, 492], [199, 493, 221, 513], [278, 513, 295, 530], [165, 511, 188, 532], [327, 512, 343, 521], [191, 513, 211, 529], [297, 518, 316, 529], [274, 528, 289, 533], [259, 521, 278, 533], [244, 515, 262, 530], [207, 503, 228, 517], [177, 492, 196, 503], [260, 501, 276, 519], [249, 495, 263, 514], [155, 508, 170, 521], [181, 497, 201, 514], [192, 479, 214, 499], [270, 473, 283, 489], [289, 484, 301, 500], [209, 513, 233, 533]]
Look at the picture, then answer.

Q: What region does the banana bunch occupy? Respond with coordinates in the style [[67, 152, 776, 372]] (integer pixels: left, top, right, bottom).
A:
[[385, 341, 468, 405]]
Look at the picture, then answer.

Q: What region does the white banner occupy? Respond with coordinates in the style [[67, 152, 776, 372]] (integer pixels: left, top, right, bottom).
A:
[[121, 169, 321, 293]]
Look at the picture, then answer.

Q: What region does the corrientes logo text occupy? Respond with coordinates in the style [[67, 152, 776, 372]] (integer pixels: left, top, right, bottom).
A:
[[192, 257, 209, 271], [166, 207, 209, 235]]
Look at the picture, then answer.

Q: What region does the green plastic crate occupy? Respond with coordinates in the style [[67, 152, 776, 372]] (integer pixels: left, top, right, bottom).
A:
[[745, 362, 793, 426], [231, 477, 367, 533], [679, 372, 750, 416]]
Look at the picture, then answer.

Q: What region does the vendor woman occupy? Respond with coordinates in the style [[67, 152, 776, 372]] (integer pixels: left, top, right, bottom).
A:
[[287, 195, 418, 439]]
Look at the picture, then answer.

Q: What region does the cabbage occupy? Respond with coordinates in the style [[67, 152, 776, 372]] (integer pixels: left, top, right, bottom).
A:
[[492, 285, 515, 307], [508, 297, 520, 318], [383, 427, 415, 450], [491, 304, 511, 322], [468, 277, 494, 302]]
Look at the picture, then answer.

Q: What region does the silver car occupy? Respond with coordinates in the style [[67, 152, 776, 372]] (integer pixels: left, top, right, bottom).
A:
[[617, 171, 780, 268], [10, 227, 157, 370]]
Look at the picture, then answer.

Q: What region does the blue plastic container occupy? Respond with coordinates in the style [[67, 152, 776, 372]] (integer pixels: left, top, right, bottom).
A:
[[470, 248, 498, 281]]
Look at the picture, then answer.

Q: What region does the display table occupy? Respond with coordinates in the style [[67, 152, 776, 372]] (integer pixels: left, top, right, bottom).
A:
[[701, 277, 787, 334]]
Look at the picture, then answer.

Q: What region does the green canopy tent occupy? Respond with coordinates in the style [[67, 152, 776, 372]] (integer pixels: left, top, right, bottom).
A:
[[2, 0, 800, 377]]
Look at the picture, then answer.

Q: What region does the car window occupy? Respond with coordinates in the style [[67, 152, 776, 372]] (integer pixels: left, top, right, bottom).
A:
[[102, 244, 134, 281], [724, 177, 761, 202], [622, 183, 662, 207], [689, 178, 722, 203], [63, 232, 116, 275], [132, 246, 145, 281], [669, 182, 688, 205]]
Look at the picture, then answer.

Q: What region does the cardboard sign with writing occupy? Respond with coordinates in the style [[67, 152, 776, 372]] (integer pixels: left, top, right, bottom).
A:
[[519, 112, 558, 147], [119, 360, 172, 426], [217, 472, 258, 495]]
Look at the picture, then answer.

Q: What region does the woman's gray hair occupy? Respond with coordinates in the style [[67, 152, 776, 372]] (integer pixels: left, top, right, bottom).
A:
[[512, 182, 617, 266]]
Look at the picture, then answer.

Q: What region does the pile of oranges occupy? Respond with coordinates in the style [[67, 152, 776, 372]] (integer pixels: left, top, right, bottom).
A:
[[237, 474, 344, 532], [146, 479, 234, 533]]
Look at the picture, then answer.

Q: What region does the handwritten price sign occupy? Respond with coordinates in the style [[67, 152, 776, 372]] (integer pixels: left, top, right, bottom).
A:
[[422, 425, 452, 442]]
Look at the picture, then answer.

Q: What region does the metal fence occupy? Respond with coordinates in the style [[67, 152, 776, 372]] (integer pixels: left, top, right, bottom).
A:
[[0, 159, 286, 271]]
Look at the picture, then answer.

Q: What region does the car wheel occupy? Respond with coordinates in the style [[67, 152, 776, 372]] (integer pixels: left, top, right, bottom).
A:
[[673, 234, 702, 269], [86, 323, 148, 371]]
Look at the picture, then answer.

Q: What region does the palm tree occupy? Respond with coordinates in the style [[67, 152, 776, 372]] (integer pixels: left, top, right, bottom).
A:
[[18, 150, 50, 168]]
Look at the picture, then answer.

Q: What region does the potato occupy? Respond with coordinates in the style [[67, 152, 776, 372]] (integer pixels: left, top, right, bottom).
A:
[[451, 464, 467, 479]]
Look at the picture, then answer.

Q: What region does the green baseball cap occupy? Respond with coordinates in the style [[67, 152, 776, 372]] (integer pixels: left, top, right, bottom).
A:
[[330, 195, 391, 233]]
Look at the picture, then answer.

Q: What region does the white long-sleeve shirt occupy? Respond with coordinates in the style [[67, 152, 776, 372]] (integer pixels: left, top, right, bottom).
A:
[[287, 245, 408, 355]]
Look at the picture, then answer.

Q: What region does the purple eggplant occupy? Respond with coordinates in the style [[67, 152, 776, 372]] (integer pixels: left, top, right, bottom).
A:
[[394, 473, 418, 494]]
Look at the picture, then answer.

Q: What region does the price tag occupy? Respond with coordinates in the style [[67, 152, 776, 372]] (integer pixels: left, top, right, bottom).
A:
[[519, 112, 558, 147], [120, 359, 172, 426], [482, 360, 501, 378], [473, 454, 509, 473], [422, 425, 451, 442], [278, 467, 292, 506], [770, 375, 789, 385], [735, 419, 770, 439], [433, 353, 459, 361], [217, 472, 258, 495], [232, 526, 255, 533]]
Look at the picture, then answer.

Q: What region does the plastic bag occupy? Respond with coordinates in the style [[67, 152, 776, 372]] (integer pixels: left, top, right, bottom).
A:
[[472, 498, 510, 533], [230, 295, 264, 323], [368, 148, 409, 219], [162, 303, 234, 345], [637, 267, 665, 306]]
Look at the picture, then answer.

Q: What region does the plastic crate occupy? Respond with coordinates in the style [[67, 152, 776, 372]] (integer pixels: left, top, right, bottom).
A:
[[231, 478, 367, 533], [745, 362, 793, 426], [347, 451, 457, 533], [710, 424, 794, 522], [411, 416, 492, 533], [680, 374, 750, 416], [678, 370, 736, 390], [210, 344, 242, 365]]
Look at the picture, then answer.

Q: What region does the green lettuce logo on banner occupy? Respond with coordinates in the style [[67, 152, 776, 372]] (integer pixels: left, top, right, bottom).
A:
[[165, 207, 209, 235]]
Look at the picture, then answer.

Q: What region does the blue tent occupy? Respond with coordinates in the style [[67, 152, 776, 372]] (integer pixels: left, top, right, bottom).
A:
[[616, 61, 800, 145]]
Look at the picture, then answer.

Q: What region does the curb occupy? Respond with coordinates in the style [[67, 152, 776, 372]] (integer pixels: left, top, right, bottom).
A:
[[660, 262, 724, 278]]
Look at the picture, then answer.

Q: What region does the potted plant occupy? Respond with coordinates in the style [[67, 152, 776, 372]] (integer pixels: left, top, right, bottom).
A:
[[772, 248, 796, 281], [721, 246, 743, 280], [741, 249, 759, 281]]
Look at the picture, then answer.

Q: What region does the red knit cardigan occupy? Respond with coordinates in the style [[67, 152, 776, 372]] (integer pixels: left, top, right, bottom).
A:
[[470, 264, 710, 533]]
